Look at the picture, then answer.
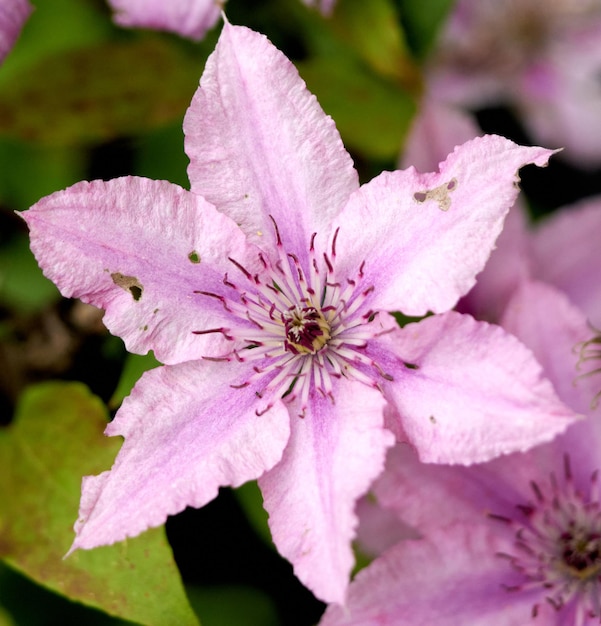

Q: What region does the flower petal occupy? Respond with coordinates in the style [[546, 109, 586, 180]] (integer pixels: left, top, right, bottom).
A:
[[0, 0, 31, 64], [333, 136, 555, 316], [518, 22, 601, 166], [107, 0, 221, 40], [531, 197, 601, 323], [370, 311, 580, 464], [22, 176, 258, 364], [502, 280, 599, 416], [399, 99, 480, 172], [70, 358, 290, 552], [373, 442, 534, 534], [184, 21, 358, 254], [457, 201, 531, 323], [259, 378, 393, 604], [319, 523, 533, 626]]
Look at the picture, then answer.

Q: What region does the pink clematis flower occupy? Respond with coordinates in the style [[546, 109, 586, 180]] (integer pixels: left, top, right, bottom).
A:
[[460, 196, 601, 325], [429, 0, 601, 166], [321, 281, 601, 624], [0, 0, 32, 65], [107, 0, 222, 40], [23, 22, 580, 603]]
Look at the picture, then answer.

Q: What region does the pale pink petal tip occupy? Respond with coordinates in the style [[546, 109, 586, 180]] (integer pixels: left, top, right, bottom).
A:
[[0, 0, 32, 64], [107, 0, 222, 40]]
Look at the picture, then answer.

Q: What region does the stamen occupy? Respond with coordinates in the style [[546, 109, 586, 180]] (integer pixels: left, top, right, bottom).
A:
[[495, 455, 601, 619], [192, 224, 393, 420], [574, 326, 601, 409], [192, 327, 234, 340]]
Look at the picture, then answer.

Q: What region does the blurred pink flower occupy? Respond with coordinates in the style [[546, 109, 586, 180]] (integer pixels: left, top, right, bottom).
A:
[[429, 0, 601, 166], [107, 0, 222, 40], [106, 0, 338, 40], [402, 100, 601, 324], [0, 0, 32, 64], [322, 281, 601, 623], [23, 22, 579, 603]]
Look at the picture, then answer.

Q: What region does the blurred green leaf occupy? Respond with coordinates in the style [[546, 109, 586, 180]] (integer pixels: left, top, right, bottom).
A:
[[0, 602, 14, 626], [298, 55, 416, 160], [0, 37, 202, 146], [134, 123, 190, 190], [396, 0, 455, 60], [187, 585, 279, 626], [233, 482, 272, 547], [328, 0, 419, 85], [0, 382, 199, 626], [0, 235, 60, 313], [0, 562, 130, 626], [110, 352, 160, 409], [0, 0, 113, 87], [0, 139, 86, 211]]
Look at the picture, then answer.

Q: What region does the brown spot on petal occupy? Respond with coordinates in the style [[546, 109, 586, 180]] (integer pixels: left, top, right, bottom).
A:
[[111, 272, 143, 301], [429, 415, 437, 424], [413, 178, 458, 211]]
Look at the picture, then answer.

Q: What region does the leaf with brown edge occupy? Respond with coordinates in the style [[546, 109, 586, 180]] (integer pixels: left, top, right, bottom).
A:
[[0, 382, 199, 626], [0, 37, 203, 146]]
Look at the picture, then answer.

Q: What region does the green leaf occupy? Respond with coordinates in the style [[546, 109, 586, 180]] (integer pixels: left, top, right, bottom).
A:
[[133, 123, 190, 190], [0, 0, 113, 88], [396, 0, 455, 60], [0, 139, 86, 211], [298, 56, 416, 160], [0, 382, 199, 626], [0, 562, 130, 626], [0, 37, 202, 146], [327, 0, 419, 85], [110, 352, 160, 409], [233, 482, 273, 547], [186, 585, 279, 626], [0, 602, 15, 626], [0, 235, 60, 313]]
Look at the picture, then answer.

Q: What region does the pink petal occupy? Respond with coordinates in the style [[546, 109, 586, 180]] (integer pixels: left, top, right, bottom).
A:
[[531, 197, 601, 323], [70, 358, 290, 552], [457, 200, 531, 323], [354, 495, 419, 559], [320, 523, 533, 626], [370, 311, 580, 464], [333, 136, 555, 316], [373, 442, 539, 534], [0, 0, 31, 64], [499, 281, 601, 487], [107, 0, 221, 40], [184, 21, 358, 254], [22, 177, 258, 365], [399, 99, 480, 172], [376, 283, 601, 530], [518, 22, 601, 166], [259, 378, 393, 604], [502, 281, 599, 416]]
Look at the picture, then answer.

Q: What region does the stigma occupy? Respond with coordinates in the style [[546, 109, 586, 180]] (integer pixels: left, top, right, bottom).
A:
[[284, 306, 331, 355]]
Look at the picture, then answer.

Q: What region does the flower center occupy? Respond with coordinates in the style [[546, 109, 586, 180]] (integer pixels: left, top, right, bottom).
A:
[[192, 217, 393, 417], [283, 306, 331, 355], [558, 525, 601, 580], [494, 456, 601, 618]]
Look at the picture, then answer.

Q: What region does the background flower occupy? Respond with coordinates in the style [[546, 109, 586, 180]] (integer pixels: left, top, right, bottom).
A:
[[0, 0, 31, 65]]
